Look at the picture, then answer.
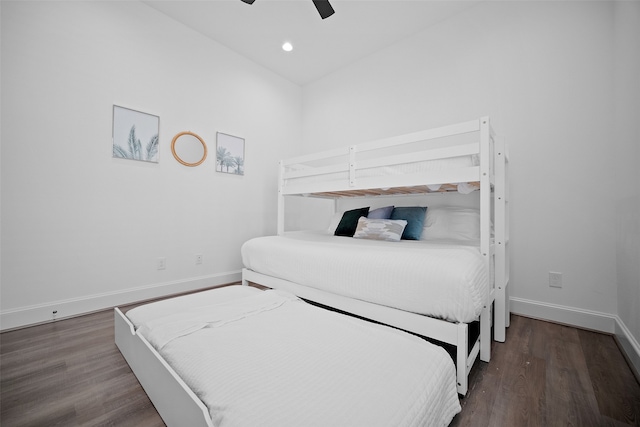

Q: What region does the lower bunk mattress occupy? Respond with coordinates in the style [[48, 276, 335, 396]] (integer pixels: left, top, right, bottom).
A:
[[241, 231, 488, 323], [125, 285, 461, 426]]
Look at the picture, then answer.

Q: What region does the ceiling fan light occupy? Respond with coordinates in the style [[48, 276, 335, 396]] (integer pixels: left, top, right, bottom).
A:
[[282, 42, 293, 52]]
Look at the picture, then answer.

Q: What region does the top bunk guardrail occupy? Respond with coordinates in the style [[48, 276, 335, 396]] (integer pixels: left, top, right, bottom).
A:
[[279, 117, 495, 198]]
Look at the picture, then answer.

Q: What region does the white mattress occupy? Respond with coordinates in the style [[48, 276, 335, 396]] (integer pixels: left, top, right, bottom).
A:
[[241, 231, 488, 323], [128, 286, 461, 427]]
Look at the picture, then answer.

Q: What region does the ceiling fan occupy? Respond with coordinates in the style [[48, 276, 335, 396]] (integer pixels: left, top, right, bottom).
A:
[[240, 0, 335, 20]]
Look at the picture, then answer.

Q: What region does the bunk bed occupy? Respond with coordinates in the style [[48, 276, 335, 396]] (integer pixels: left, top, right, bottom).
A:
[[241, 117, 510, 395], [115, 285, 462, 427]]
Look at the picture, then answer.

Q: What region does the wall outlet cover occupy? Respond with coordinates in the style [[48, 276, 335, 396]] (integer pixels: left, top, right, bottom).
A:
[[549, 271, 562, 288]]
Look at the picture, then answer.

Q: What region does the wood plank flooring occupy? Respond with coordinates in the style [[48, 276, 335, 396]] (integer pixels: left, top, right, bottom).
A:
[[1, 292, 639, 426], [450, 315, 640, 427], [1, 307, 164, 427]]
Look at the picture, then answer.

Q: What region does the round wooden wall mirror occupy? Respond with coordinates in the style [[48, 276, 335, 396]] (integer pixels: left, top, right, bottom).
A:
[[171, 131, 207, 167]]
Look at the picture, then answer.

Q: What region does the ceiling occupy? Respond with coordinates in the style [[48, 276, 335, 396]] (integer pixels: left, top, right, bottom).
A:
[[144, 0, 480, 86]]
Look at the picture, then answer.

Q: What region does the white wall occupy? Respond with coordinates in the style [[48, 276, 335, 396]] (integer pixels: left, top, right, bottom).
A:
[[0, 1, 301, 329], [302, 2, 625, 330]]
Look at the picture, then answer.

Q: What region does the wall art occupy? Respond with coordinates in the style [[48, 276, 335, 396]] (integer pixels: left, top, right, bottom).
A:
[[216, 132, 245, 175], [112, 105, 160, 163]]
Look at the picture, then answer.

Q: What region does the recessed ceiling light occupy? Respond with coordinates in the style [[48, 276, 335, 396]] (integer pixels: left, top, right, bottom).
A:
[[282, 42, 293, 52]]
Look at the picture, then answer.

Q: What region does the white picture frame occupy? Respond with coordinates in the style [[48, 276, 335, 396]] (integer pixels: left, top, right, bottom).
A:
[[112, 105, 160, 163], [216, 132, 245, 175]]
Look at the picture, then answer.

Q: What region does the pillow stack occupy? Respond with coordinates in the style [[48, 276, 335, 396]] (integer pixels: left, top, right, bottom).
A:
[[333, 205, 427, 241], [330, 205, 482, 242]]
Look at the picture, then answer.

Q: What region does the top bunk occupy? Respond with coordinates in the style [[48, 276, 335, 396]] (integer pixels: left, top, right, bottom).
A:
[[279, 117, 501, 199]]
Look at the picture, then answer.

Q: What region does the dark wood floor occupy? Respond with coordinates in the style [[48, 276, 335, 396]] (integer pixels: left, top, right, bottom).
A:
[[450, 315, 640, 427], [2, 290, 639, 426]]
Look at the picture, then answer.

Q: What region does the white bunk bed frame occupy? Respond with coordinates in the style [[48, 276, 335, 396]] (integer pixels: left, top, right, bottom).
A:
[[113, 117, 508, 427], [242, 116, 510, 395]]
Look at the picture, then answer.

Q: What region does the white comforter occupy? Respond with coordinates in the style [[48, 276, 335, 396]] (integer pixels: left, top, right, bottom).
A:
[[241, 231, 488, 323], [132, 286, 461, 427]]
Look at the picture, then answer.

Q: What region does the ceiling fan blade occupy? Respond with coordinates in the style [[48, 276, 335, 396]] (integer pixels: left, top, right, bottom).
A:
[[312, 0, 335, 19], [240, 0, 334, 19]]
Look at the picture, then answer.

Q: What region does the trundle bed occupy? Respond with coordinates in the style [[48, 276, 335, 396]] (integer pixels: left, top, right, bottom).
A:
[[241, 117, 510, 395], [115, 285, 462, 426]]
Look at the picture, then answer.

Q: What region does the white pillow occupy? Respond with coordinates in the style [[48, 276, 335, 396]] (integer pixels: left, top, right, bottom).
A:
[[327, 211, 343, 233], [421, 207, 481, 240], [353, 217, 407, 242]]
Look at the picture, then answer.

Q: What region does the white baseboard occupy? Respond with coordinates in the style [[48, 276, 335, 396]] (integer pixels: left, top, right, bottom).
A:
[[510, 297, 617, 333], [510, 297, 640, 377], [0, 271, 242, 331], [614, 316, 640, 379]]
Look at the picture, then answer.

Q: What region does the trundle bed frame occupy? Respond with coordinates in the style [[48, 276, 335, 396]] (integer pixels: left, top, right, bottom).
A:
[[242, 116, 510, 395], [115, 286, 462, 426]]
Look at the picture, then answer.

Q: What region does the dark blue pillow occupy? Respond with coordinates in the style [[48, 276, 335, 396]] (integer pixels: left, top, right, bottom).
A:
[[334, 207, 370, 237], [390, 206, 427, 240], [367, 205, 394, 219]]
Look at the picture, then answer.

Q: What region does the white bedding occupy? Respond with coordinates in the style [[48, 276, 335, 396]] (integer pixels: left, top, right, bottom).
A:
[[129, 286, 461, 427], [241, 231, 488, 323]]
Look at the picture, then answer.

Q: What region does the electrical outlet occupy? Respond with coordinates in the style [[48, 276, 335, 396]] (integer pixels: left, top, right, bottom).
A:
[[549, 271, 562, 288], [157, 257, 166, 270], [195, 254, 203, 265]]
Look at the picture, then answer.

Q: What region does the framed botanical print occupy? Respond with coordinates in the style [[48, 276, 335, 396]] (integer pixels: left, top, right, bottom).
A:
[[216, 132, 245, 175], [112, 105, 160, 163]]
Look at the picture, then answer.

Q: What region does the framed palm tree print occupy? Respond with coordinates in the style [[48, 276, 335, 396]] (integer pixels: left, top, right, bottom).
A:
[[112, 105, 160, 163], [216, 132, 245, 175]]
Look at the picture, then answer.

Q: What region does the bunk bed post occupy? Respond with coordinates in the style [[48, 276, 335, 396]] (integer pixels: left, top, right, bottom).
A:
[[494, 137, 509, 341], [505, 142, 511, 329], [277, 160, 285, 236], [479, 117, 492, 362], [456, 323, 469, 395]]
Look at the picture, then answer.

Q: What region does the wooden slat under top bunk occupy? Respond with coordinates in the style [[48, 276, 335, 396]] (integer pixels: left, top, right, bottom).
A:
[[307, 182, 481, 198]]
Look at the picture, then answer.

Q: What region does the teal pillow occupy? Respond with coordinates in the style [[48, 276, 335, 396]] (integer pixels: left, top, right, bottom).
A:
[[334, 207, 370, 237], [390, 206, 427, 240]]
